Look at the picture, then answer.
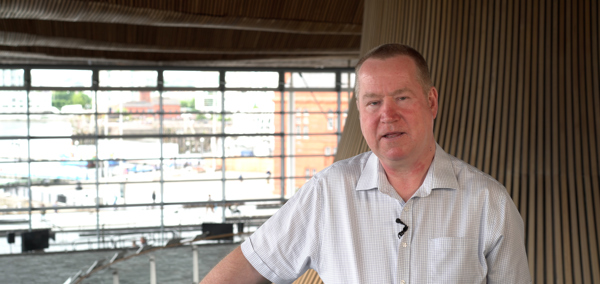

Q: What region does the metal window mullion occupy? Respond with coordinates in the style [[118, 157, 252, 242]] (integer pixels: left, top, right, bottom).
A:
[[278, 71, 285, 200], [158, 70, 165, 244], [220, 70, 226, 222], [336, 71, 342, 144], [287, 74, 295, 198], [92, 69, 101, 248], [25, 68, 32, 231]]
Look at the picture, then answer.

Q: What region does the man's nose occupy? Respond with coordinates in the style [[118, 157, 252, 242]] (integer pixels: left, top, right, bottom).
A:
[[380, 99, 400, 123]]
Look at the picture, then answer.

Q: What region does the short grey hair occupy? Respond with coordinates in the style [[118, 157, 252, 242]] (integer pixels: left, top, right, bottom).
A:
[[354, 43, 432, 98]]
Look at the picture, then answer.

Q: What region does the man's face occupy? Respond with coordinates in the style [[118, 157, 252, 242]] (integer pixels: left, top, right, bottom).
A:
[[357, 55, 438, 166]]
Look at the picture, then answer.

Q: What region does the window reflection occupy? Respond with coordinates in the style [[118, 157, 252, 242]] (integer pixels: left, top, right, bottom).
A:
[[0, 69, 24, 87], [31, 69, 92, 87], [0, 67, 353, 254], [163, 71, 219, 88], [99, 70, 157, 87]]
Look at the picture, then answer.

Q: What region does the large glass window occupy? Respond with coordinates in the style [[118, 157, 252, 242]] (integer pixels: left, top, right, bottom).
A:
[[31, 69, 92, 87], [0, 69, 24, 87], [99, 70, 157, 87], [0, 68, 352, 254], [163, 71, 219, 88]]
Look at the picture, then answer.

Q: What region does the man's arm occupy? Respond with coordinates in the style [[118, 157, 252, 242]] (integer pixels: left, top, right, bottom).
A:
[[485, 195, 531, 283], [200, 246, 270, 284]]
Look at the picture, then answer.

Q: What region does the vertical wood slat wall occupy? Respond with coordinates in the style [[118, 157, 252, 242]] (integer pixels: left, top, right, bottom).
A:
[[319, 0, 599, 283]]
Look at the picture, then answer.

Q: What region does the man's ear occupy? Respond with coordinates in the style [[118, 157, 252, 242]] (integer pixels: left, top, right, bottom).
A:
[[428, 87, 439, 119]]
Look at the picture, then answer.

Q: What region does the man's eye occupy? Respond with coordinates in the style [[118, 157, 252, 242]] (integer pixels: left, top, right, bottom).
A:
[[367, 101, 379, 106]]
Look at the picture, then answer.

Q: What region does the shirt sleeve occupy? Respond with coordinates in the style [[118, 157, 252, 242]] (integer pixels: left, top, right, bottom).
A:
[[241, 177, 322, 284], [485, 193, 531, 283]]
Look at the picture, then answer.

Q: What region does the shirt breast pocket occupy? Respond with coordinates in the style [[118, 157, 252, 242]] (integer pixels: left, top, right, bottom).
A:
[[427, 237, 485, 284]]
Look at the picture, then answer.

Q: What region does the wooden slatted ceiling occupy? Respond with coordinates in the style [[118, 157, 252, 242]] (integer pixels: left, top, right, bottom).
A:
[[87, 0, 364, 24], [0, 0, 363, 65], [0, 20, 360, 50], [0, 0, 362, 34], [327, 0, 600, 283]]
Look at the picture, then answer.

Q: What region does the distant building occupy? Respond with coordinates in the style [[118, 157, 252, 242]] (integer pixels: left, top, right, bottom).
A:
[[273, 89, 349, 195], [0, 91, 54, 113], [122, 91, 181, 118]]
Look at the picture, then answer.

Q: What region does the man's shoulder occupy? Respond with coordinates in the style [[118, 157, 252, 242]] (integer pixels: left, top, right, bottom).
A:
[[315, 151, 373, 178], [446, 154, 508, 195]]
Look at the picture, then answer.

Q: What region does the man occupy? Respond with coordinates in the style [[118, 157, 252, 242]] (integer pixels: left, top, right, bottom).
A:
[[201, 44, 530, 283]]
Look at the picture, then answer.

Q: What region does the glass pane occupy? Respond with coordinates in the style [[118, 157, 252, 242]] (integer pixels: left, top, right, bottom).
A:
[[115, 91, 162, 113], [30, 161, 96, 182], [0, 69, 24, 87], [31, 69, 92, 87], [95, 184, 162, 229], [285, 133, 338, 155], [30, 90, 95, 113], [163, 71, 220, 88], [162, 204, 216, 226], [225, 179, 280, 200], [29, 114, 76, 136], [93, 158, 140, 183], [224, 113, 279, 135], [284, 156, 333, 189], [0, 139, 27, 160], [162, 135, 223, 158], [223, 157, 282, 200], [98, 138, 161, 160], [162, 91, 221, 113], [97, 91, 159, 113], [30, 138, 79, 161], [98, 113, 159, 136], [163, 180, 223, 203], [284, 72, 336, 88], [224, 136, 278, 157], [284, 91, 339, 112], [224, 157, 280, 177], [0, 162, 29, 188], [99, 70, 157, 87], [0, 115, 27, 136], [340, 92, 350, 132], [285, 113, 339, 135], [222, 200, 283, 221], [103, 182, 160, 207], [0, 91, 27, 113], [224, 91, 276, 112], [0, 212, 29, 252], [27, 91, 56, 113], [99, 206, 163, 230], [163, 157, 223, 181], [62, 114, 96, 136], [225, 71, 278, 88], [341, 72, 356, 89]]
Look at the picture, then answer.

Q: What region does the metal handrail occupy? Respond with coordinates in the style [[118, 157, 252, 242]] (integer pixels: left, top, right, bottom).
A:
[[72, 231, 247, 284]]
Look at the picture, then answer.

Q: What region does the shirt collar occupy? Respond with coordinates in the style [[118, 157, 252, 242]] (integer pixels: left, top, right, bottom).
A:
[[356, 152, 379, 191], [355, 144, 460, 196]]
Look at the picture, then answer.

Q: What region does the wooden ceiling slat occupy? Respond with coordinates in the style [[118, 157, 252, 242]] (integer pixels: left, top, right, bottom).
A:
[[0, 19, 361, 48], [0, 0, 361, 35]]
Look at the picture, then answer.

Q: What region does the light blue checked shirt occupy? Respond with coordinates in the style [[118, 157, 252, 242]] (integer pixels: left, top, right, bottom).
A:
[[242, 144, 531, 284]]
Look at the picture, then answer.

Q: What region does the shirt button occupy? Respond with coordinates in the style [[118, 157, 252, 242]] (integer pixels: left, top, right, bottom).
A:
[[404, 207, 409, 212], [401, 280, 406, 284], [402, 242, 408, 248]]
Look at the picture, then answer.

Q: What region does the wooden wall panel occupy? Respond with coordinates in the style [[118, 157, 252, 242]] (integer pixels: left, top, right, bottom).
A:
[[308, 0, 599, 283]]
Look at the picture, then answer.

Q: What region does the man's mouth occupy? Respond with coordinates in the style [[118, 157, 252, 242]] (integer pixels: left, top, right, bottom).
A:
[[381, 132, 404, 139]]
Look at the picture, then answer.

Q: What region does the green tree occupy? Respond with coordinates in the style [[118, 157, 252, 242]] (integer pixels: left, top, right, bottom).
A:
[[71, 92, 92, 108], [180, 98, 196, 109], [51, 91, 92, 110]]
